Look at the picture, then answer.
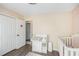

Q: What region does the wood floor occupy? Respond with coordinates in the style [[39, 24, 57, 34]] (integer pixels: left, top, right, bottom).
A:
[[3, 44, 59, 56]]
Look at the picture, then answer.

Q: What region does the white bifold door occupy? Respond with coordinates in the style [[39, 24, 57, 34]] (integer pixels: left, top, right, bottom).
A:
[[0, 15, 25, 55], [0, 15, 16, 55]]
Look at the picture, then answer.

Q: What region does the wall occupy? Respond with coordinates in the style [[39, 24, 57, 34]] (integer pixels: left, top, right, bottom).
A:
[[0, 5, 24, 20], [26, 12, 72, 50], [72, 6, 79, 33], [71, 5, 79, 48]]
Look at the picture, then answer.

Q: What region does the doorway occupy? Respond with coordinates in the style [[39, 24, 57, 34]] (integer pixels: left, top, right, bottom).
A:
[[26, 21, 31, 44]]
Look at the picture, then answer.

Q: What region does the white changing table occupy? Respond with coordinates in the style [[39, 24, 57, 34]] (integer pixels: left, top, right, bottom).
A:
[[32, 34, 48, 54]]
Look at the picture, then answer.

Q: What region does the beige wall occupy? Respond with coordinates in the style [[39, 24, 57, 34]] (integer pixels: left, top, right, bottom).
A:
[[72, 6, 79, 33], [26, 12, 72, 50], [71, 6, 79, 48]]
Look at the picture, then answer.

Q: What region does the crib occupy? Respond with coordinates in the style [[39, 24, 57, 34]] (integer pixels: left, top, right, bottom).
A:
[[59, 34, 79, 56]]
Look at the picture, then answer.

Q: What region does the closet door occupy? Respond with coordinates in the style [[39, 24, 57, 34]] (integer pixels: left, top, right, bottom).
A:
[[0, 15, 16, 55], [0, 23, 2, 55], [16, 19, 26, 49]]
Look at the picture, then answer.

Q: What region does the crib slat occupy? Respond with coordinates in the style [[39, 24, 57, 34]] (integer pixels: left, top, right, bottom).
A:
[[70, 50, 74, 56], [68, 50, 70, 56], [69, 49, 79, 56], [73, 51, 76, 56], [75, 51, 79, 56]]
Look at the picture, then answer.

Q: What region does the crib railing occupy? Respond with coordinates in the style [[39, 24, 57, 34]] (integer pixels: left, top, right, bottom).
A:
[[59, 38, 79, 56], [62, 36, 73, 47]]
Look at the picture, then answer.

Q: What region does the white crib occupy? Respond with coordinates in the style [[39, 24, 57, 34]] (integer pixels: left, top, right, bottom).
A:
[[59, 34, 79, 56]]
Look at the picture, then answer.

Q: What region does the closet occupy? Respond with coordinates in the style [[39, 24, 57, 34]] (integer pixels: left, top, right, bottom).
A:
[[0, 14, 25, 55]]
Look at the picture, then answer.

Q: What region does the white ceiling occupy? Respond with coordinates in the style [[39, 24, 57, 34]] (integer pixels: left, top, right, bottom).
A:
[[0, 3, 78, 16]]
